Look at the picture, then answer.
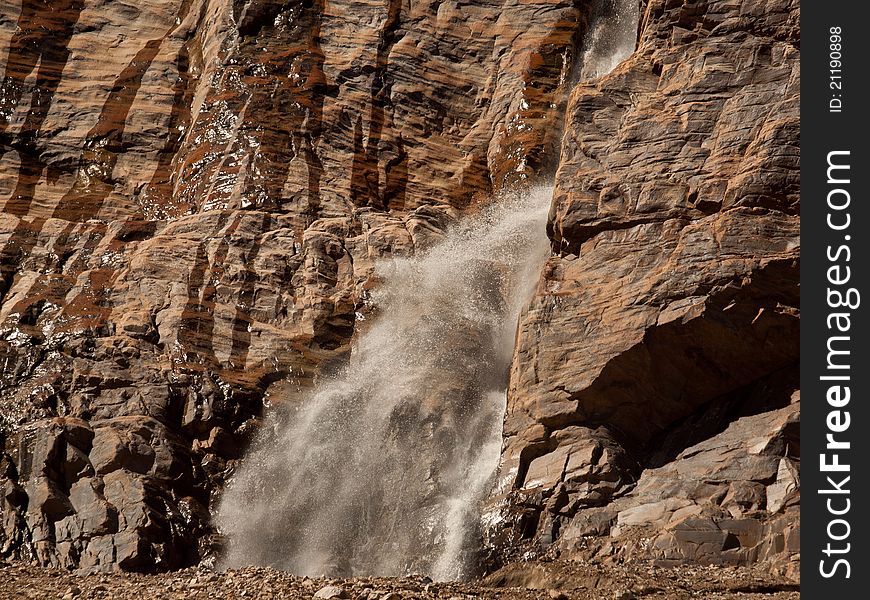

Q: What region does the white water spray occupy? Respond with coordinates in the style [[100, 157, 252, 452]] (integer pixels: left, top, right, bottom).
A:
[[217, 187, 552, 580], [578, 0, 640, 80]]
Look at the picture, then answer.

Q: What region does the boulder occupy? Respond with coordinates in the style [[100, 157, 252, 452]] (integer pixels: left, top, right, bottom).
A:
[[314, 585, 349, 599]]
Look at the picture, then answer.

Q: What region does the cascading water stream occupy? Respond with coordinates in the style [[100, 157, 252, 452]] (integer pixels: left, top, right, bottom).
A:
[[577, 0, 640, 81], [216, 0, 639, 581], [217, 188, 553, 580]]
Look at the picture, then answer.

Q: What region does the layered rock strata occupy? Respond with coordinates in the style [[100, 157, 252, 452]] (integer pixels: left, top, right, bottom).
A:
[[0, 0, 587, 572], [0, 0, 801, 580], [487, 0, 800, 579]]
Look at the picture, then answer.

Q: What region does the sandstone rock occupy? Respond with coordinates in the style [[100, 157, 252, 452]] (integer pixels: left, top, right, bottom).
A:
[[0, 0, 800, 580], [89, 426, 153, 476], [524, 447, 570, 491], [554, 401, 800, 573], [2, 0, 581, 569], [200, 427, 238, 459], [765, 459, 799, 514], [26, 477, 73, 521], [314, 584, 349, 599], [487, 0, 800, 576], [66, 479, 117, 537]]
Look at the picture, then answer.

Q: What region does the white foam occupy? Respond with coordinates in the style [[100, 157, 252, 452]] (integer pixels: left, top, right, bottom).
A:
[[216, 186, 552, 580]]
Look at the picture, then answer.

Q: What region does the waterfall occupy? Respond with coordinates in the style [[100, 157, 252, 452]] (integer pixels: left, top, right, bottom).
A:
[[216, 187, 553, 580], [577, 0, 640, 80], [216, 0, 641, 580]]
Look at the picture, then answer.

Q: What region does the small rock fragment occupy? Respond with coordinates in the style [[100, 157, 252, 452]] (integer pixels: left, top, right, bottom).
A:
[[314, 584, 350, 599]]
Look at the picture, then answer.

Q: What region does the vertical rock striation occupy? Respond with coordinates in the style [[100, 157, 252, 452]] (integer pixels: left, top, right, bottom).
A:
[[0, 0, 589, 572], [0, 0, 801, 580]]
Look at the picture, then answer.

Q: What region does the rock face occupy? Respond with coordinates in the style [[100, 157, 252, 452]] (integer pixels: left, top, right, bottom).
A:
[[0, 0, 800, 580], [486, 0, 800, 580], [0, 0, 588, 572]]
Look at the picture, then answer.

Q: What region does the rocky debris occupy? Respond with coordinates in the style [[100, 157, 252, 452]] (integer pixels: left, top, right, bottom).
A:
[[487, 0, 800, 576], [314, 584, 350, 599], [0, 560, 800, 599], [559, 397, 800, 580]]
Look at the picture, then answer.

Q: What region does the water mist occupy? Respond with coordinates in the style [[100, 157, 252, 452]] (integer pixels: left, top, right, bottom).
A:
[[217, 188, 553, 580], [577, 0, 640, 80]]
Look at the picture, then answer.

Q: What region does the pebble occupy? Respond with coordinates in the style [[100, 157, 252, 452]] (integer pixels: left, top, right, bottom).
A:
[[0, 560, 799, 600]]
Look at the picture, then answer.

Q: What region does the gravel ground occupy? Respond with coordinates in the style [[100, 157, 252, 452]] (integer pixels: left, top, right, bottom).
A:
[[0, 559, 800, 600]]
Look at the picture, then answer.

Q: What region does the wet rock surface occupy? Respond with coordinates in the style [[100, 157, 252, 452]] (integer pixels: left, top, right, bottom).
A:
[[0, 560, 800, 599], [0, 0, 584, 218]]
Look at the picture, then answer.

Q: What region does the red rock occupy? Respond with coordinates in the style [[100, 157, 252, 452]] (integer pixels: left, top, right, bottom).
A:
[[486, 0, 800, 576], [0, 0, 800, 578]]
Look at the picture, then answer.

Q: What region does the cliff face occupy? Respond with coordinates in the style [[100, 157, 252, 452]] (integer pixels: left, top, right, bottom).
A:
[[490, 0, 800, 578], [0, 0, 799, 578], [0, 0, 586, 571]]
